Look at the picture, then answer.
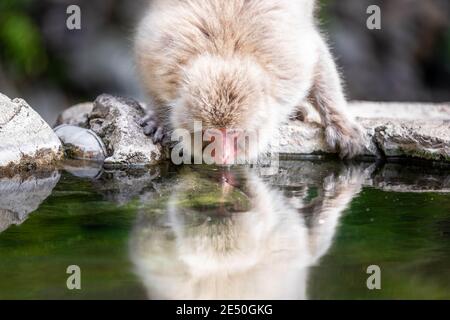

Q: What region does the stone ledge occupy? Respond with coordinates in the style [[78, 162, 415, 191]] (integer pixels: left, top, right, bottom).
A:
[[1, 92, 449, 172], [271, 117, 450, 162], [55, 97, 450, 165]]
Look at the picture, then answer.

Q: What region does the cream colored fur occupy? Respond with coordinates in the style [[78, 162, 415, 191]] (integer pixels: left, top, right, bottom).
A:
[[135, 0, 366, 158]]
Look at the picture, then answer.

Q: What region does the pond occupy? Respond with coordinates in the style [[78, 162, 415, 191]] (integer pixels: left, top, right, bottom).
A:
[[0, 159, 449, 299]]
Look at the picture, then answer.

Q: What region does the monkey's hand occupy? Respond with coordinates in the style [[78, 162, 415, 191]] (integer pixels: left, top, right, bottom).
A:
[[140, 112, 168, 146], [291, 102, 322, 124], [325, 120, 368, 159]]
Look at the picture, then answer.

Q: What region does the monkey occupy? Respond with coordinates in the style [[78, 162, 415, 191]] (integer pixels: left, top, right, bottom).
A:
[[135, 0, 367, 164]]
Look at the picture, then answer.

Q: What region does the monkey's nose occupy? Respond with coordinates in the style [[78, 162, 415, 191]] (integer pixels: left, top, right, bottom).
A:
[[202, 128, 239, 165], [219, 128, 239, 165]]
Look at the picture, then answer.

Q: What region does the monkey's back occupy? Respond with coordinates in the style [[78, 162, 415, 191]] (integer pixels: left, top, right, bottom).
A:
[[135, 0, 317, 112]]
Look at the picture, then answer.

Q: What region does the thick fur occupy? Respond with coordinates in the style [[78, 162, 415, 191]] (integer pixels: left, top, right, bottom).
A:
[[135, 0, 366, 158]]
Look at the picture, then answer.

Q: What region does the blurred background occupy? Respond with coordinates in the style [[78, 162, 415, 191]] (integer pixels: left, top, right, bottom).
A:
[[0, 0, 449, 125]]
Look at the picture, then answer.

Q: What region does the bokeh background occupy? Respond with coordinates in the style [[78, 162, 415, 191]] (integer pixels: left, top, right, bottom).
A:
[[1, 0, 449, 125]]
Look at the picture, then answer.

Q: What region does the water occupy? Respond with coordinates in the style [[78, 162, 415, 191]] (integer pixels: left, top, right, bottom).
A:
[[0, 159, 449, 299]]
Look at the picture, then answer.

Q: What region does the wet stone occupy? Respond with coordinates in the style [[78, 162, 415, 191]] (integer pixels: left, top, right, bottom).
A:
[[0, 93, 63, 172], [54, 124, 108, 161]]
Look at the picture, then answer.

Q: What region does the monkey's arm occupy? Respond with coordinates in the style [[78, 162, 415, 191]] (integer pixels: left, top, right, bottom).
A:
[[304, 166, 366, 264], [139, 100, 171, 145], [307, 36, 367, 158]]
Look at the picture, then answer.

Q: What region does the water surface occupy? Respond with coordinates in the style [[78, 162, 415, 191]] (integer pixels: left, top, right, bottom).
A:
[[0, 160, 449, 299]]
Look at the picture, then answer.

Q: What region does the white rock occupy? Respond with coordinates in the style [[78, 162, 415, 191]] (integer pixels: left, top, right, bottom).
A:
[[349, 101, 450, 121], [270, 102, 450, 162], [54, 124, 107, 161], [270, 121, 334, 155], [54, 102, 93, 128], [0, 93, 63, 171], [89, 94, 164, 167], [363, 118, 450, 161]]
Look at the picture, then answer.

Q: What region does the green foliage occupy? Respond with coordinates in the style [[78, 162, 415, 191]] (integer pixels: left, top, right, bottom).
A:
[[316, 0, 333, 28], [0, 0, 48, 77]]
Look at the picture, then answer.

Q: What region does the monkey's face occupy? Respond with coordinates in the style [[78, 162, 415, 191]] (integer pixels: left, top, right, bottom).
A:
[[171, 55, 279, 165]]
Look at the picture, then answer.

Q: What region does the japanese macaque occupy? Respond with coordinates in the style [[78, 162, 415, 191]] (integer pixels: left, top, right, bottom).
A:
[[135, 0, 367, 164], [130, 164, 370, 299]]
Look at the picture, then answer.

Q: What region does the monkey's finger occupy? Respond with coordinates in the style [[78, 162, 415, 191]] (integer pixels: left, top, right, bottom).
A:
[[139, 115, 156, 127], [153, 127, 165, 143], [143, 123, 158, 135]]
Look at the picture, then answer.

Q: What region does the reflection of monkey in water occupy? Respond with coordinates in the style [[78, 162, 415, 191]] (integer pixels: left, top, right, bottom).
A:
[[130, 165, 370, 300], [135, 0, 367, 164]]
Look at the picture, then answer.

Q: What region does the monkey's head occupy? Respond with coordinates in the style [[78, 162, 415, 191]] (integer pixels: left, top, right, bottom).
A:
[[171, 55, 279, 165]]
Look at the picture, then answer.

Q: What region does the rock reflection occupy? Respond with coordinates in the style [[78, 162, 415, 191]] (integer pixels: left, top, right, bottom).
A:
[[62, 159, 103, 179], [92, 165, 168, 205], [0, 171, 60, 233], [130, 164, 371, 300]]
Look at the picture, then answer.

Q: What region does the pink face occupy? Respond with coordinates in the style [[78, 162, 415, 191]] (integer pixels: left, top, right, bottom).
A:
[[202, 128, 258, 166]]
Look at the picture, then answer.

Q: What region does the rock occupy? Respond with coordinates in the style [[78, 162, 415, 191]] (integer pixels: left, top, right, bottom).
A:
[[0, 93, 63, 172], [89, 94, 164, 167], [54, 124, 107, 161], [271, 102, 450, 163], [0, 171, 60, 233], [349, 101, 450, 121], [363, 118, 450, 162], [54, 102, 93, 128], [270, 121, 334, 155], [55, 95, 166, 167]]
